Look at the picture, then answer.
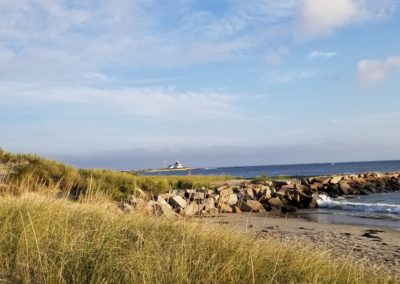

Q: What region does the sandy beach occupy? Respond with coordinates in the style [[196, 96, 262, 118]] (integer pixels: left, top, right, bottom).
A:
[[198, 213, 400, 275]]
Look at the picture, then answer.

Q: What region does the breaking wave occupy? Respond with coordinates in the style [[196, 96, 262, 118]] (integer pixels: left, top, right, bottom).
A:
[[317, 195, 400, 214]]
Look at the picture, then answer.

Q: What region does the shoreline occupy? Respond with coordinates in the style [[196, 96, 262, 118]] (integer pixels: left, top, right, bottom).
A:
[[137, 167, 199, 173], [198, 213, 400, 275]]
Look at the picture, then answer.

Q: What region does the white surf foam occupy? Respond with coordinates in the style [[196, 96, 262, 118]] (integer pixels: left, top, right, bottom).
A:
[[317, 195, 400, 214]]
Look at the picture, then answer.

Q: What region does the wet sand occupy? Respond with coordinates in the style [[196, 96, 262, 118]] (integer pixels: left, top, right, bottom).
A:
[[197, 213, 400, 275]]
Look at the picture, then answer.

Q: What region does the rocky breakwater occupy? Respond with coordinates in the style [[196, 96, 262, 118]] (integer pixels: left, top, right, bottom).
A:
[[118, 172, 400, 217]]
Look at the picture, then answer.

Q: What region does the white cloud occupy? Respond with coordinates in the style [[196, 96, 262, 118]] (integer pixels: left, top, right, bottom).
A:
[[83, 73, 108, 81], [298, 0, 359, 38], [357, 56, 400, 86], [266, 69, 317, 84], [0, 82, 260, 121], [308, 50, 337, 60], [297, 0, 398, 39]]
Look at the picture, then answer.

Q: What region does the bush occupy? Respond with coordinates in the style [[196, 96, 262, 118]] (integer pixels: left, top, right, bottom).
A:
[[176, 179, 194, 189], [251, 174, 269, 184], [0, 147, 4, 160]]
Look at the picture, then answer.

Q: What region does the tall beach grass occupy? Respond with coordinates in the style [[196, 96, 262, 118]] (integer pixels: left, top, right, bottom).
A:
[[0, 191, 395, 284]]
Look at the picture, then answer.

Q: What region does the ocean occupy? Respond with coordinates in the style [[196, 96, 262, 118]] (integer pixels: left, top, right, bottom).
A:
[[144, 160, 400, 230], [143, 160, 400, 178]]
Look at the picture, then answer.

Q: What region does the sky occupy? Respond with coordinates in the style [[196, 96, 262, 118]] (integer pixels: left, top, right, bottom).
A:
[[1, 0, 400, 169]]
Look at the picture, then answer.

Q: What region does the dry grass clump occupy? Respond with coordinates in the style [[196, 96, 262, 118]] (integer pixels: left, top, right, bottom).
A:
[[0, 192, 394, 284]]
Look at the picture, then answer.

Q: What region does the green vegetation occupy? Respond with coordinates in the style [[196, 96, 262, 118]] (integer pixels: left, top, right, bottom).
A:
[[0, 192, 393, 284], [0, 150, 231, 200], [251, 174, 270, 184], [251, 174, 293, 184]]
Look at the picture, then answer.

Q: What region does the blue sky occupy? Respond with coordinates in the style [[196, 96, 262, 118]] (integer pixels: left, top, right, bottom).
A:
[[1, 0, 400, 169]]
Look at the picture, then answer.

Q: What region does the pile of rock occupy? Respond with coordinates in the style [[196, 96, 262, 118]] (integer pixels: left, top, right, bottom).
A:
[[117, 172, 400, 217]]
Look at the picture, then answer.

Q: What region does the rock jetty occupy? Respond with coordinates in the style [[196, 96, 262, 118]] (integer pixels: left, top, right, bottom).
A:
[[118, 172, 400, 217]]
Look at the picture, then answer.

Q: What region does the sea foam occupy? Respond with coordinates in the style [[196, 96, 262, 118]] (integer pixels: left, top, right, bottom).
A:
[[317, 195, 400, 214]]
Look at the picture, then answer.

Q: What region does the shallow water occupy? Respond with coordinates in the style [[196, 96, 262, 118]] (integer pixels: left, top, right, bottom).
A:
[[296, 192, 400, 230]]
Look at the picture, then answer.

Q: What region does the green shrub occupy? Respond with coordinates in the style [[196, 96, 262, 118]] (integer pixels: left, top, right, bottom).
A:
[[251, 174, 269, 184], [176, 178, 194, 189]]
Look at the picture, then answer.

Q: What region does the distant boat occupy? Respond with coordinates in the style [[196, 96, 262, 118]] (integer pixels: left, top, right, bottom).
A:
[[167, 160, 183, 169]]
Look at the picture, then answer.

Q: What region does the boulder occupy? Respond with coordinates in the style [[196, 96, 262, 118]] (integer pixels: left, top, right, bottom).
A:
[[280, 184, 296, 191], [159, 193, 174, 200], [239, 200, 266, 213], [273, 180, 290, 187], [219, 203, 233, 213], [155, 196, 172, 208], [264, 189, 272, 199], [313, 176, 331, 185], [218, 187, 233, 198], [185, 202, 204, 216], [146, 201, 177, 217], [204, 198, 216, 211], [193, 192, 205, 200], [227, 193, 238, 206], [268, 197, 283, 208], [245, 188, 254, 198], [169, 196, 187, 208], [310, 182, 323, 191], [330, 176, 343, 184], [338, 181, 352, 195], [232, 206, 241, 213]]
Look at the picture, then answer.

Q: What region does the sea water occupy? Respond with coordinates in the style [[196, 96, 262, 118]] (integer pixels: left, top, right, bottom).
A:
[[143, 160, 400, 178], [301, 192, 400, 230]]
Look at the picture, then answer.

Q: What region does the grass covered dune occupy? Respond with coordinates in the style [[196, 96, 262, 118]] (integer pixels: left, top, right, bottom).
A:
[[0, 193, 393, 284]]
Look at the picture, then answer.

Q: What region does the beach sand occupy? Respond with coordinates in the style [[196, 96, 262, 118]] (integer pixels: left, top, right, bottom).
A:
[[196, 213, 400, 275]]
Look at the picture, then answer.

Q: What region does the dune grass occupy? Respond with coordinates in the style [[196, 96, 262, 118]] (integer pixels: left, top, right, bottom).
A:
[[0, 151, 232, 200], [0, 189, 395, 284]]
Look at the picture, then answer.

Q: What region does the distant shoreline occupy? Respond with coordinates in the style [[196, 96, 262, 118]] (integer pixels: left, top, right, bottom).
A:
[[138, 167, 199, 173]]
